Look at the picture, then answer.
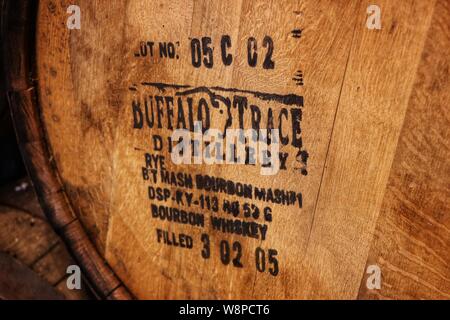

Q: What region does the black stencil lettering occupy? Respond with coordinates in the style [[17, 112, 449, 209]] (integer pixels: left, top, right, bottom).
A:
[[221, 35, 233, 66], [262, 36, 275, 69]]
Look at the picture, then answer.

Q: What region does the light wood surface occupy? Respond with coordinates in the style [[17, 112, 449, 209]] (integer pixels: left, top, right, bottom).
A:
[[3, 0, 448, 299], [358, 0, 450, 299]]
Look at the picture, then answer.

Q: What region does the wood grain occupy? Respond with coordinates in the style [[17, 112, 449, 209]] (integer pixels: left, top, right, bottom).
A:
[[104, 0, 362, 299], [0, 204, 59, 266], [2, 0, 130, 299], [0, 202, 92, 299], [358, 0, 450, 300], [3, 0, 448, 299], [0, 252, 64, 300], [0, 180, 94, 300], [36, 0, 129, 253], [296, 0, 436, 299]]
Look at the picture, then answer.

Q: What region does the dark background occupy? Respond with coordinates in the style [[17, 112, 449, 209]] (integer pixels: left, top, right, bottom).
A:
[[0, 8, 26, 185], [0, 98, 26, 185]]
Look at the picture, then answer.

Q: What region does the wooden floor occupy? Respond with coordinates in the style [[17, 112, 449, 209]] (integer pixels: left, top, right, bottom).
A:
[[0, 178, 93, 300]]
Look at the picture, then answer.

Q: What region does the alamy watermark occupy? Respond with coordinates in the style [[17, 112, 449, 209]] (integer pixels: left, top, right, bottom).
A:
[[366, 5, 381, 30], [170, 122, 281, 176], [66, 265, 81, 290], [67, 5, 81, 30], [366, 264, 382, 290]]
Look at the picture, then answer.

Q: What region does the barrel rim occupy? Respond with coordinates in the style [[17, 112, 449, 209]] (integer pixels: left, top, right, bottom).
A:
[[1, 0, 132, 300]]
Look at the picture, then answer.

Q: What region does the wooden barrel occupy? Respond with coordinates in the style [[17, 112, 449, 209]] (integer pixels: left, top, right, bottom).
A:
[[2, 0, 449, 299]]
